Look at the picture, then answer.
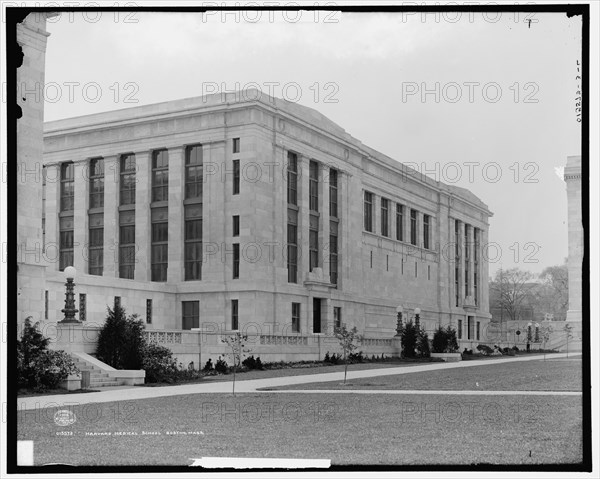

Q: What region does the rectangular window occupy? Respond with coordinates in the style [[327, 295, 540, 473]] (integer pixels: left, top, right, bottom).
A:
[[184, 205, 203, 280], [152, 149, 169, 203], [423, 214, 430, 249], [309, 214, 319, 272], [79, 293, 86, 321], [119, 154, 136, 206], [182, 301, 199, 330], [59, 217, 74, 271], [114, 296, 121, 309], [329, 220, 338, 285], [151, 208, 168, 282], [292, 302, 301, 333], [476, 321, 480, 341], [60, 162, 74, 212], [415, 261, 418, 278], [364, 191, 373, 232], [146, 299, 152, 324], [233, 137, 240, 154], [287, 152, 298, 206], [89, 158, 104, 209], [381, 198, 389, 237], [44, 290, 48, 320], [88, 213, 104, 276], [457, 319, 463, 339], [309, 161, 319, 212], [428, 264, 431, 280], [233, 159, 240, 195], [185, 145, 203, 199], [410, 209, 417, 246], [329, 168, 338, 218], [233, 215, 240, 237], [334, 307, 342, 330], [370, 250, 373, 268], [233, 243, 240, 279], [119, 224, 136, 280], [231, 299, 239, 330], [396, 204, 404, 241], [287, 208, 298, 283], [386, 255, 389, 271]]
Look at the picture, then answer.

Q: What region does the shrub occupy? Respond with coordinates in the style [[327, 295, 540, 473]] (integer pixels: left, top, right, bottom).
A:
[[242, 355, 264, 370], [476, 344, 494, 355], [141, 342, 179, 383], [215, 356, 228, 374], [17, 318, 78, 390], [348, 351, 364, 363], [96, 305, 145, 370], [416, 329, 430, 358], [512, 345, 519, 352], [203, 359, 214, 371], [400, 321, 418, 358], [432, 326, 459, 354]]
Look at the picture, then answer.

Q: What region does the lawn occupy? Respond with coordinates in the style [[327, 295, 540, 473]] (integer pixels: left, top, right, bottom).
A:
[[264, 358, 583, 392], [17, 392, 582, 466]]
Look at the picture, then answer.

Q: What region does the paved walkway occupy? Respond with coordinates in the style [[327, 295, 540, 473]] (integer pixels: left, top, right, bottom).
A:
[[17, 352, 580, 410]]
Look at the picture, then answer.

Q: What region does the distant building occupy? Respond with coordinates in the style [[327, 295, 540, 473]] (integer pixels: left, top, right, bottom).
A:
[[40, 91, 493, 352]]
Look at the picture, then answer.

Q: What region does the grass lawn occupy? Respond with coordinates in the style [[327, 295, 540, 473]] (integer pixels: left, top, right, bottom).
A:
[[17, 391, 582, 466], [265, 358, 583, 392]]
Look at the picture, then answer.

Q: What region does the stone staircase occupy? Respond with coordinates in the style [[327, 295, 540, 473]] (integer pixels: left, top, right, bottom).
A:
[[71, 356, 123, 388]]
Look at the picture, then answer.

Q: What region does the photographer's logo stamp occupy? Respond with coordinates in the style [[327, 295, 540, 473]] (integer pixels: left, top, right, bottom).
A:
[[54, 409, 76, 426]]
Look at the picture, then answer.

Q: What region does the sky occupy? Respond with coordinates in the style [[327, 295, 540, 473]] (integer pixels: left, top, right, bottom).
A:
[[42, 8, 583, 277]]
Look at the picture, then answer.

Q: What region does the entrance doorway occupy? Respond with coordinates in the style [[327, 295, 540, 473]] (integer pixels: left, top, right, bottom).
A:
[[313, 298, 322, 333]]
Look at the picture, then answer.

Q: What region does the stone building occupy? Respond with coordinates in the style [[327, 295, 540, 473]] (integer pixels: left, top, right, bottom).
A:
[[16, 12, 56, 323], [564, 155, 582, 324], [40, 90, 493, 357]]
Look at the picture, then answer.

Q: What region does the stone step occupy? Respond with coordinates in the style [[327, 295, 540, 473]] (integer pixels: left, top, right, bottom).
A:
[[89, 380, 122, 387]]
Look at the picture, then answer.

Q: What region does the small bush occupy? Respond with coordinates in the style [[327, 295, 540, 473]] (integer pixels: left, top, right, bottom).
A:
[[215, 356, 228, 374], [141, 343, 178, 383], [348, 351, 365, 363], [242, 355, 263, 370], [476, 344, 494, 355], [203, 359, 214, 371], [416, 329, 431, 358]]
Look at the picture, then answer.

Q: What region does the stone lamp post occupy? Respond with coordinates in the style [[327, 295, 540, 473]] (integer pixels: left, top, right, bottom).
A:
[[414, 308, 421, 329], [395, 305, 403, 336], [60, 266, 80, 323]]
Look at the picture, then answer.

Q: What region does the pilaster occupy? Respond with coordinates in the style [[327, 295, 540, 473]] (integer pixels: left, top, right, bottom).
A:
[[103, 156, 119, 277], [134, 150, 151, 282]]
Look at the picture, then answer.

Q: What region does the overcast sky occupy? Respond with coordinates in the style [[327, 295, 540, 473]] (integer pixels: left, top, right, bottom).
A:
[[43, 9, 582, 277]]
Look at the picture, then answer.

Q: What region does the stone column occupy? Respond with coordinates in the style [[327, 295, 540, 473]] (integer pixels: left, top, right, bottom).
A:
[[167, 147, 185, 283], [43, 164, 60, 271], [480, 227, 490, 314], [299, 157, 310, 280], [564, 155, 582, 322], [103, 156, 119, 277], [467, 223, 475, 300], [134, 151, 151, 282], [455, 219, 463, 306], [72, 161, 88, 275]]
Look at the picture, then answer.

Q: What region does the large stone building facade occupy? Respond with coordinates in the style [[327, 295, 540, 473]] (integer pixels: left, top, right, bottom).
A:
[[40, 91, 492, 357]]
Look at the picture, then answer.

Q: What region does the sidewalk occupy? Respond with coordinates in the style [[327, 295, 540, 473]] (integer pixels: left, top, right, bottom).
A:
[[17, 352, 580, 410]]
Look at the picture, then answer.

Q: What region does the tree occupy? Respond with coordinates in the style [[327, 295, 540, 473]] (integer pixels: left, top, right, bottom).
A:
[[536, 262, 569, 321], [221, 332, 250, 395], [540, 324, 553, 361], [416, 328, 430, 358], [96, 305, 145, 370], [563, 323, 574, 358], [399, 321, 418, 359], [489, 267, 535, 322], [333, 325, 363, 384]]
